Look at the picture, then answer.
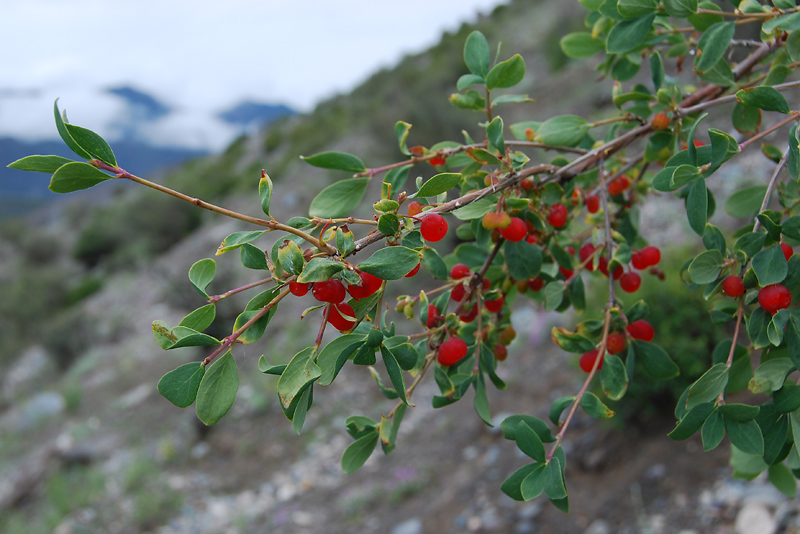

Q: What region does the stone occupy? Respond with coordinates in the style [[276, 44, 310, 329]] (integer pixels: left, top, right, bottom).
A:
[[735, 502, 777, 534], [392, 518, 422, 534]]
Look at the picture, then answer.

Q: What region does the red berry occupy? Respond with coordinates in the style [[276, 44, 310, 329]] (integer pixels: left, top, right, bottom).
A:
[[606, 332, 626, 355], [559, 267, 574, 279], [451, 283, 467, 302], [493, 345, 508, 361], [485, 294, 504, 313], [327, 302, 356, 332], [579, 243, 596, 271], [289, 281, 310, 297], [312, 279, 346, 303], [405, 262, 421, 277], [758, 284, 792, 315], [451, 263, 471, 279], [620, 272, 641, 293], [521, 178, 534, 190], [693, 139, 704, 147], [782, 243, 794, 262], [430, 156, 446, 166], [438, 337, 469, 366], [482, 277, 491, 291], [528, 277, 544, 291], [722, 275, 745, 298], [579, 349, 604, 373], [500, 217, 528, 242], [548, 203, 568, 228], [607, 176, 631, 196], [631, 251, 648, 270], [626, 320, 655, 342], [585, 194, 600, 214], [458, 304, 479, 323], [407, 201, 424, 217], [347, 270, 383, 300], [426, 305, 442, 329], [598, 257, 623, 279], [652, 112, 671, 131], [641, 246, 661, 267], [420, 213, 448, 242]]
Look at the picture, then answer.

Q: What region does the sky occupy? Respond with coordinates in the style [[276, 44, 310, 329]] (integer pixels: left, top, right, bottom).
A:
[[1, 0, 505, 150]]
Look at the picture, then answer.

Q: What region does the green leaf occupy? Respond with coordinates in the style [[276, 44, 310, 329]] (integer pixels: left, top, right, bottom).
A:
[[277, 347, 321, 411], [752, 245, 788, 286], [501, 464, 541, 501], [663, 0, 698, 18], [701, 410, 725, 451], [309, 178, 369, 218], [686, 363, 729, 410], [240, 243, 269, 270], [54, 99, 91, 160], [544, 282, 565, 312], [296, 257, 345, 283], [789, 124, 800, 181], [549, 396, 575, 425], [650, 51, 664, 91], [485, 54, 526, 90], [505, 240, 543, 280], [606, 14, 656, 54], [169, 326, 221, 349], [501, 415, 556, 443], [300, 151, 366, 172], [732, 102, 761, 136], [689, 0, 724, 32], [415, 173, 462, 198], [698, 57, 735, 86], [452, 197, 496, 221], [724, 417, 764, 455], [395, 121, 412, 156], [749, 357, 794, 394], [487, 116, 505, 155], [474, 377, 492, 425], [381, 345, 407, 404], [559, 32, 605, 58], [617, 0, 658, 18], [357, 246, 420, 280], [736, 86, 791, 114], [600, 354, 629, 401], [763, 11, 800, 33], [717, 403, 759, 422], [769, 463, 797, 497], [179, 304, 216, 332], [216, 230, 267, 255], [422, 247, 448, 280], [747, 307, 772, 350], [734, 232, 767, 260], [668, 402, 715, 440], [7, 155, 74, 173], [580, 392, 615, 419], [341, 431, 379, 473], [544, 456, 568, 500], [232, 297, 278, 345], [377, 214, 400, 236], [686, 178, 708, 237], [317, 334, 365, 386], [384, 166, 410, 194], [277, 239, 305, 275], [775, 383, 800, 413], [633, 340, 680, 380], [464, 30, 491, 77], [520, 464, 548, 501], [158, 362, 206, 408], [535, 115, 590, 147], [688, 249, 724, 284], [457, 74, 485, 91], [785, 216, 800, 241], [450, 90, 486, 111], [671, 164, 702, 189], [515, 422, 546, 462], [291, 384, 313, 435], [259, 170, 273, 216], [492, 94, 534, 105], [64, 123, 117, 166], [195, 351, 239, 425], [189, 258, 216, 298], [49, 162, 111, 193], [694, 22, 734, 74]]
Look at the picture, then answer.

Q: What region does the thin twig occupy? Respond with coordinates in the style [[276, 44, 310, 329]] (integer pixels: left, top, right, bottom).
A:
[[752, 147, 791, 233]]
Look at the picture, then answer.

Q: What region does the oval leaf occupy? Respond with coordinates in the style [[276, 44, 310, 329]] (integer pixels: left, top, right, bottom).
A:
[[416, 173, 462, 198], [7, 155, 74, 173], [309, 178, 369, 218], [195, 351, 239, 425], [158, 362, 206, 408], [464, 30, 491, 77], [49, 162, 111, 194], [736, 86, 791, 114], [485, 54, 526, 90], [300, 151, 366, 172], [357, 246, 421, 280]]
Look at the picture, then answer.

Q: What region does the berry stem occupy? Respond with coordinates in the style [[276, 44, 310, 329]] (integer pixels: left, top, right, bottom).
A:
[[208, 277, 275, 303], [718, 302, 745, 406], [546, 308, 613, 463], [90, 161, 337, 255], [202, 286, 291, 366], [752, 147, 791, 234], [314, 304, 333, 349], [738, 112, 800, 153]]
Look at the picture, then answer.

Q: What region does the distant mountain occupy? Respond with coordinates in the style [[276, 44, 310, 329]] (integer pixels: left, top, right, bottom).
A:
[[217, 101, 295, 129], [0, 137, 207, 217]]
